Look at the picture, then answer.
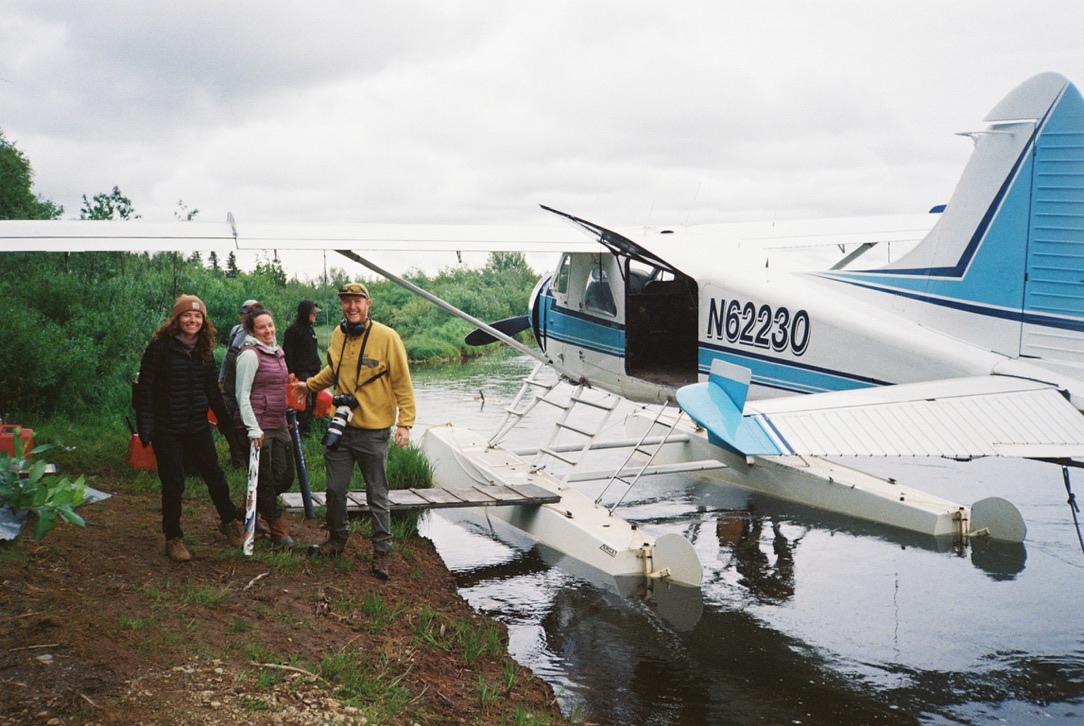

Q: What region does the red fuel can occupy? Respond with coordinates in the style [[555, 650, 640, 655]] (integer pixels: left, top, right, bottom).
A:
[[126, 433, 158, 471]]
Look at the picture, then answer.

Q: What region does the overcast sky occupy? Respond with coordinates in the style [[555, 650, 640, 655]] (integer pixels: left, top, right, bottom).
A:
[[3, 1, 1084, 276]]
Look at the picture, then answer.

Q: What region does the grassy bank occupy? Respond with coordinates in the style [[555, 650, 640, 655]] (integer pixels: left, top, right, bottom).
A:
[[1, 420, 574, 725]]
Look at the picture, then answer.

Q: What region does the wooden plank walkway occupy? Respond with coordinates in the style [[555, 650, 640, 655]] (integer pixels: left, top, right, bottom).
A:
[[281, 483, 560, 514]]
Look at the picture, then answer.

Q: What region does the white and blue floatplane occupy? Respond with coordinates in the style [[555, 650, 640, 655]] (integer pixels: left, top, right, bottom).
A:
[[8, 72, 1084, 586]]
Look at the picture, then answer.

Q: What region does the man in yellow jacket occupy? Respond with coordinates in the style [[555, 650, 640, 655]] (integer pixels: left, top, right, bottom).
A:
[[293, 281, 416, 579]]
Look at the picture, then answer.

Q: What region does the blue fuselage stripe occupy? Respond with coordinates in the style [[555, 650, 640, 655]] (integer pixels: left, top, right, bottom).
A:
[[542, 294, 894, 395], [817, 277, 1084, 333], [698, 342, 889, 394]]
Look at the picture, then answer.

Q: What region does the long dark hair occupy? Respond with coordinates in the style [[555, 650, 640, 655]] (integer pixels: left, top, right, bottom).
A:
[[152, 314, 219, 366]]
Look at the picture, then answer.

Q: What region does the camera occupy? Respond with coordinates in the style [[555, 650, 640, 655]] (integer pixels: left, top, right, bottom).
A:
[[322, 405, 354, 451], [332, 393, 359, 409]]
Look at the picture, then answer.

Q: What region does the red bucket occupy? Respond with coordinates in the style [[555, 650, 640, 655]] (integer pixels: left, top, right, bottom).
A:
[[0, 425, 34, 457]]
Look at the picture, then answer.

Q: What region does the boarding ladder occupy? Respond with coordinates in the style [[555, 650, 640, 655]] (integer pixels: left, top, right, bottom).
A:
[[487, 362, 563, 447], [490, 362, 622, 487], [594, 403, 685, 513], [528, 381, 620, 488]]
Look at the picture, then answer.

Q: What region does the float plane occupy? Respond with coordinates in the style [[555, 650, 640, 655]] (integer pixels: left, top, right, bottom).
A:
[[6, 72, 1084, 589]]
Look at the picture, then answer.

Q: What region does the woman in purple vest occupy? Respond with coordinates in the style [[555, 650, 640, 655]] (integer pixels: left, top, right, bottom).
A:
[[235, 307, 296, 546]]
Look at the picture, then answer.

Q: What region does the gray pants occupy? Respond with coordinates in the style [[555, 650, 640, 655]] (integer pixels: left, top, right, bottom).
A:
[[323, 427, 392, 553]]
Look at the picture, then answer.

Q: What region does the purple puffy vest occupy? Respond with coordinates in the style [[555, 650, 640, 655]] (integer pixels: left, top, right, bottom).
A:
[[242, 345, 289, 430]]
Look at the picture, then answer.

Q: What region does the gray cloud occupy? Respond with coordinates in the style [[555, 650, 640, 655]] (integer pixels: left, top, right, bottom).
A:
[[3, 0, 1082, 248]]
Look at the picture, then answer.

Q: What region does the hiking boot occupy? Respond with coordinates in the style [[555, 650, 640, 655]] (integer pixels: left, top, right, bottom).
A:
[[165, 538, 192, 562], [268, 516, 294, 548], [219, 519, 245, 547], [308, 533, 348, 558], [371, 550, 390, 580], [233, 507, 269, 535]]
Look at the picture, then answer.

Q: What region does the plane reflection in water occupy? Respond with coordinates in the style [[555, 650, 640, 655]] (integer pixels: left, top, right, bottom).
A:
[[425, 493, 1075, 725], [712, 495, 1028, 585]]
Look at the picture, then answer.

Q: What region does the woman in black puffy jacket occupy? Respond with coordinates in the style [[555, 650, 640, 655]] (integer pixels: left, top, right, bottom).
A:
[[136, 294, 244, 562]]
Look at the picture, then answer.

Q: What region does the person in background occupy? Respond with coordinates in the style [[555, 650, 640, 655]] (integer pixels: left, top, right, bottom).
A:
[[220, 298, 260, 468], [283, 299, 322, 436], [235, 307, 296, 547], [136, 294, 245, 562], [291, 281, 415, 580], [220, 298, 260, 384]]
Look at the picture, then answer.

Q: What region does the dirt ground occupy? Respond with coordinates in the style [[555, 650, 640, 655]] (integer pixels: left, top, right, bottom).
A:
[[0, 491, 569, 725]]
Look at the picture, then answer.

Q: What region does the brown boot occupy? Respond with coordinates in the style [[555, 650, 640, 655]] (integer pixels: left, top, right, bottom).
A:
[[165, 538, 192, 562], [268, 516, 294, 547], [218, 519, 245, 547], [371, 550, 390, 580], [308, 533, 348, 558]]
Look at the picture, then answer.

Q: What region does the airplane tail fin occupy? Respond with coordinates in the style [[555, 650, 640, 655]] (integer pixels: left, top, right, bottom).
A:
[[826, 73, 1084, 367]]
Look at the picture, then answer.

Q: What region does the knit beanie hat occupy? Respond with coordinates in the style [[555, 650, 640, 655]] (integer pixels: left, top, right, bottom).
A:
[[172, 294, 208, 319]]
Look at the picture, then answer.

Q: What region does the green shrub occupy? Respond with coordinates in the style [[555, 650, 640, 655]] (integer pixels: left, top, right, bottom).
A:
[[0, 427, 87, 539], [0, 248, 538, 420]]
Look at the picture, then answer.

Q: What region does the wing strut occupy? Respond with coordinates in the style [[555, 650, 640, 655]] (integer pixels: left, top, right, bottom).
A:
[[334, 249, 585, 383]]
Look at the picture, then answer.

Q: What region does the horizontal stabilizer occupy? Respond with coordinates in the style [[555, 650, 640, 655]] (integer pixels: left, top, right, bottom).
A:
[[679, 363, 1084, 459], [675, 361, 783, 455]]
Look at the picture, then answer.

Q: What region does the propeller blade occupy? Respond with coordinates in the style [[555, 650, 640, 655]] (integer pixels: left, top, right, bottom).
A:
[[465, 316, 531, 346]]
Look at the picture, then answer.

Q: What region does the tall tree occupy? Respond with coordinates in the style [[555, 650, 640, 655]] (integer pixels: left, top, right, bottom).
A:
[[174, 199, 199, 221], [0, 130, 63, 220], [80, 186, 139, 220], [226, 251, 239, 278]]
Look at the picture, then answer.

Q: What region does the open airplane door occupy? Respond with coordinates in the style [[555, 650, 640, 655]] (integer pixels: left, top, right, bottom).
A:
[[624, 257, 699, 388], [541, 207, 700, 393]]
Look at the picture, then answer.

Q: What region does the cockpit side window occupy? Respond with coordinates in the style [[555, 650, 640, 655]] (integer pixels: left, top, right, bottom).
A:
[[554, 254, 573, 296], [583, 268, 617, 317]]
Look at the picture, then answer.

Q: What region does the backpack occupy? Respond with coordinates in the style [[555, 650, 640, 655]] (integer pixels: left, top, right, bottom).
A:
[[221, 343, 243, 411]]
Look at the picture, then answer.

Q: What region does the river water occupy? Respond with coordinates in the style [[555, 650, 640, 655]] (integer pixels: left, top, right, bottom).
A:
[[410, 354, 1084, 725]]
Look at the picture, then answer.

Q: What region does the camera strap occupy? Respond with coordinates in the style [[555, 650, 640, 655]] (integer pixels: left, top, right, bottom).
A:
[[332, 321, 387, 398]]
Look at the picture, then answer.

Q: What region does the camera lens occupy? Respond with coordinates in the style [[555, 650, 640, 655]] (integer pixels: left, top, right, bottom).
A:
[[321, 405, 354, 451]]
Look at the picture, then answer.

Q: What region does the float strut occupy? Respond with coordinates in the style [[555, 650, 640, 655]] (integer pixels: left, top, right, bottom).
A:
[[1060, 465, 1084, 559]]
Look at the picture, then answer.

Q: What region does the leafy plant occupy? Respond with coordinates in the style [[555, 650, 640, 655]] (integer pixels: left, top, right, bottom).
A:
[[0, 427, 87, 539]]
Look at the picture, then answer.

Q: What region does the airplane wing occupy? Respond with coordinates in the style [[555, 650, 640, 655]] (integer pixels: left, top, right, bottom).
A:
[[2, 210, 934, 264], [0, 218, 598, 254], [539, 207, 938, 275], [677, 359, 1084, 459], [676, 213, 938, 251]]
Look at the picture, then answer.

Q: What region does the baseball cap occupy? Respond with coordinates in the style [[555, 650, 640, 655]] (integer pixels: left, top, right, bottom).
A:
[[337, 282, 370, 299]]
